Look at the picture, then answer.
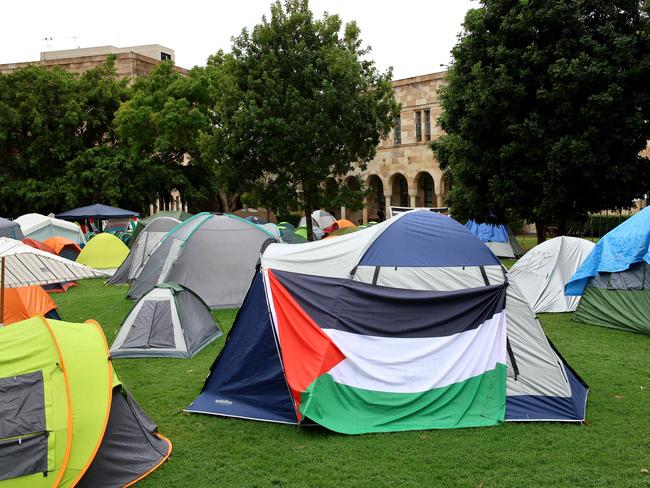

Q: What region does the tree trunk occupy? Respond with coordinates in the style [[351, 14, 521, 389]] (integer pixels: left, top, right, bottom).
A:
[[303, 184, 314, 241], [535, 221, 546, 244]]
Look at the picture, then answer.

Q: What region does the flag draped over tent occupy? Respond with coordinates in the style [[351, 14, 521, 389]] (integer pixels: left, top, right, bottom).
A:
[[268, 270, 508, 433]]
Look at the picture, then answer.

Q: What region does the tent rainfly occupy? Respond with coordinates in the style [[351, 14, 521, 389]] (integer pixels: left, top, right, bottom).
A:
[[44, 236, 82, 261], [128, 213, 278, 309], [0, 237, 106, 322], [107, 216, 180, 286], [110, 283, 222, 358], [15, 213, 86, 245], [2, 285, 61, 324], [0, 218, 23, 240], [76, 233, 129, 275], [0, 315, 171, 486], [187, 211, 588, 433], [464, 220, 525, 259], [566, 206, 650, 334], [509, 236, 595, 313]]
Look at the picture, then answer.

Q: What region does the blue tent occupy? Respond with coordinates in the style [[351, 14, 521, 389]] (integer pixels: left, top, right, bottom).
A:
[[56, 204, 139, 220], [566, 207, 650, 296], [465, 220, 525, 259], [186, 211, 587, 426]]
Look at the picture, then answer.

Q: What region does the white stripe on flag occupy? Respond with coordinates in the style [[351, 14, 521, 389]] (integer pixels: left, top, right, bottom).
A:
[[323, 311, 507, 394]]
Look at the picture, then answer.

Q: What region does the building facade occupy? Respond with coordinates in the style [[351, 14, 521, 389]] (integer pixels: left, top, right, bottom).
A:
[[330, 71, 449, 224], [0, 44, 187, 78]]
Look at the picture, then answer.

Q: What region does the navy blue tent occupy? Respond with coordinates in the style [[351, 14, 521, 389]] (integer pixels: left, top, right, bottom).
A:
[[56, 204, 139, 220]]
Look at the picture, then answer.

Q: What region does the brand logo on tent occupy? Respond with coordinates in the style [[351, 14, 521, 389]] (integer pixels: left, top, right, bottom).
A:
[[214, 399, 233, 406]]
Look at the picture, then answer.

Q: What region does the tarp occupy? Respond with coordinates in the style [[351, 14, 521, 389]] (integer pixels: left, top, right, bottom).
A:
[[15, 213, 86, 245], [0, 218, 23, 240], [188, 211, 588, 430], [0, 316, 172, 486], [76, 233, 129, 274], [465, 220, 525, 259], [0, 237, 106, 288], [566, 207, 650, 296], [56, 203, 139, 220], [510, 236, 595, 313]]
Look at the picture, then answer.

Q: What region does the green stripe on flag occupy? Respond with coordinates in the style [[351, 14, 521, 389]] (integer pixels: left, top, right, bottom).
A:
[[300, 364, 507, 434]]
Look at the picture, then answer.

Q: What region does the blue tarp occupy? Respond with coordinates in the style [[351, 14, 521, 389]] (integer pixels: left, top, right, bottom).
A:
[[565, 207, 650, 296], [56, 203, 139, 220], [465, 220, 510, 243], [360, 211, 500, 268], [185, 271, 297, 424]]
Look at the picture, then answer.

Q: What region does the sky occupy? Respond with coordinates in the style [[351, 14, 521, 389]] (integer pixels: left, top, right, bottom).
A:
[[0, 0, 476, 80]]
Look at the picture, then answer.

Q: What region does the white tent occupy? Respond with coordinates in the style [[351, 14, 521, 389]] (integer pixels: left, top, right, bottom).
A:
[[509, 236, 595, 313], [298, 210, 336, 229], [15, 213, 86, 245]]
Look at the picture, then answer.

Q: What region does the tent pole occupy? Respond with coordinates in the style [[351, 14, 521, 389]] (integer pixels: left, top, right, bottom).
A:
[[1, 257, 5, 325]]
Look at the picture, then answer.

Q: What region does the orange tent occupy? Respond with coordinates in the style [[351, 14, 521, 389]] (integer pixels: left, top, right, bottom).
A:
[[44, 236, 82, 260], [335, 219, 356, 229], [22, 237, 56, 254], [2, 285, 60, 324]]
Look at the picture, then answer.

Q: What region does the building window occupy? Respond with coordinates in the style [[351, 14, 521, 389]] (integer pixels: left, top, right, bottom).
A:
[[394, 115, 401, 145], [424, 109, 431, 141], [161, 52, 172, 61], [415, 111, 422, 142], [400, 178, 409, 207]]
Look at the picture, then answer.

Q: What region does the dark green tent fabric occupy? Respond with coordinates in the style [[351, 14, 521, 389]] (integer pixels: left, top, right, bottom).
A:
[[574, 287, 650, 334]]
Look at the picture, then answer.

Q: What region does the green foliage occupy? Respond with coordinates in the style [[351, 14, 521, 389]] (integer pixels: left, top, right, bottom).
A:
[[53, 279, 650, 487], [201, 0, 399, 239], [432, 0, 650, 232], [0, 59, 127, 216], [113, 62, 220, 211]]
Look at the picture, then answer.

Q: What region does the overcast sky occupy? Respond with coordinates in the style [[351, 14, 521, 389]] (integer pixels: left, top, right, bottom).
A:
[[1, 0, 476, 79]]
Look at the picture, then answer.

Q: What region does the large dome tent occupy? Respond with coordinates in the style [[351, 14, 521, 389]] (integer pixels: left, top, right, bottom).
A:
[[15, 213, 86, 245], [187, 211, 588, 432], [127, 213, 278, 309], [510, 236, 595, 313], [76, 233, 129, 275], [107, 216, 180, 286]]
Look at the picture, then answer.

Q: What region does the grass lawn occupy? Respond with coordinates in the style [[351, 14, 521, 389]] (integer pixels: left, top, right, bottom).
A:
[[52, 279, 650, 487]]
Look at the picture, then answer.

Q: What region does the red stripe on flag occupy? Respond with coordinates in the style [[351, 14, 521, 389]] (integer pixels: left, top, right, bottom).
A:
[[268, 269, 345, 418]]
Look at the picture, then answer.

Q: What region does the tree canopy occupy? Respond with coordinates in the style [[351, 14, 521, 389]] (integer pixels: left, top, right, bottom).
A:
[[432, 0, 650, 240], [201, 0, 399, 239]]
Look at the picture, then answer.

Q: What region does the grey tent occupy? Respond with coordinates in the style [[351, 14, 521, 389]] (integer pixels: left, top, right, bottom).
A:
[[127, 213, 278, 308], [129, 210, 192, 246], [110, 283, 222, 358], [0, 218, 23, 240], [107, 216, 180, 286]]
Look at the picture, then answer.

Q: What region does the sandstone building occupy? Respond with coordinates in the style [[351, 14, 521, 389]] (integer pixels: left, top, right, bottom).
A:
[[0, 44, 187, 77], [330, 71, 449, 224]]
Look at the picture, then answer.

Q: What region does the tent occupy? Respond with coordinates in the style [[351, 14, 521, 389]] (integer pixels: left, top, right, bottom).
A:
[[128, 213, 278, 309], [22, 237, 56, 254], [335, 219, 356, 229], [298, 210, 336, 229], [3, 285, 61, 324], [56, 203, 139, 221], [107, 216, 180, 286], [0, 218, 23, 240], [130, 210, 192, 245], [44, 236, 82, 261], [187, 211, 588, 433], [465, 220, 525, 259], [0, 315, 172, 486], [566, 207, 650, 334], [76, 233, 129, 275], [509, 236, 595, 313], [110, 283, 222, 358], [245, 216, 268, 225], [15, 213, 86, 245]]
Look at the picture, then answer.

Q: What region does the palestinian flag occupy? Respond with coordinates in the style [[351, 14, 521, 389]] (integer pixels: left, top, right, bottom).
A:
[[267, 269, 508, 434]]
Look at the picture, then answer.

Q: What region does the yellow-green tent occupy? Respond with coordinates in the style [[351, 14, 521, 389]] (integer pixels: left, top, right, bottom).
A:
[[76, 233, 129, 274], [0, 316, 172, 486]]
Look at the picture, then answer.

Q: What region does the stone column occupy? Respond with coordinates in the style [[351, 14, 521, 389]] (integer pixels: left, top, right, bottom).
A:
[[437, 194, 445, 207], [384, 191, 393, 218], [340, 207, 346, 220], [409, 190, 418, 208], [362, 207, 368, 225]]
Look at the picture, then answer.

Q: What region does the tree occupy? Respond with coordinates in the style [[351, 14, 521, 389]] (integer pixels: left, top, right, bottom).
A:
[[113, 62, 220, 213], [432, 0, 650, 242], [0, 58, 128, 216], [201, 0, 399, 240]]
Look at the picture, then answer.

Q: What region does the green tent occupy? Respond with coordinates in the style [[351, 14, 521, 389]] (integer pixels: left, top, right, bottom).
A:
[[76, 233, 129, 274], [0, 316, 171, 486]]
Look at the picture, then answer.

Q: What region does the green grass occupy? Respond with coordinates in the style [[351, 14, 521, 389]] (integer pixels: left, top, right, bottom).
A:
[[52, 280, 650, 487]]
